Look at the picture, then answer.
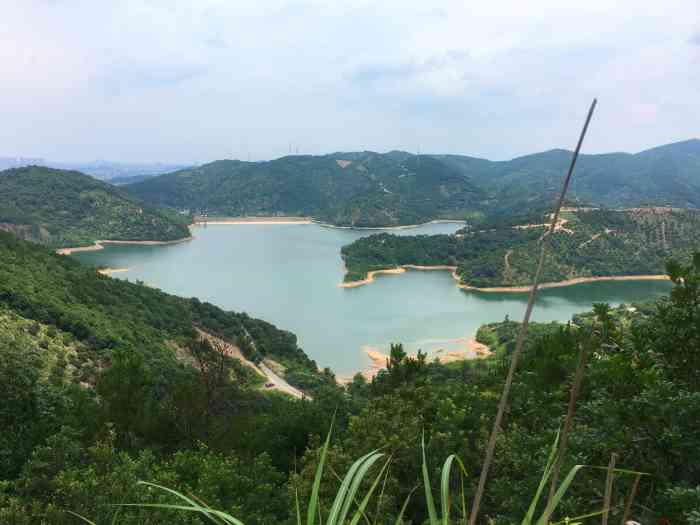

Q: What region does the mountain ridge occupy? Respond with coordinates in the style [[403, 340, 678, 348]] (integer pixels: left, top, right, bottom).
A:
[[125, 139, 700, 227]]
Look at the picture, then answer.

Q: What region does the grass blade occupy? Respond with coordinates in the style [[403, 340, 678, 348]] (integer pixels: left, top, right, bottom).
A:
[[522, 432, 560, 525], [296, 480, 303, 525], [327, 451, 379, 525], [66, 511, 98, 525], [110, 507, 122, 525], [439, 454, 468, 525], [308, 420, 335, 525], [422, 433, 439, 525], [440, 455, 456, 525], [339, 452, 384, 525], [348, 457, 391, 525], [394, 487, 417, 525], [120, 504, 243, 525], [535, 465, 585, 525]]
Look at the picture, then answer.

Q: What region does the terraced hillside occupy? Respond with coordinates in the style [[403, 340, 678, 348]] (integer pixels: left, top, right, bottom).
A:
[[341, 207, 700, 288]]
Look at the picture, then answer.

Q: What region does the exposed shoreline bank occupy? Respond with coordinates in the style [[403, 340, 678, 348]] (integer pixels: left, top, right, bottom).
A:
[[55, 236, 194, 255], [340, 264, 670, 292], [193, 216, 313, 225], [339, 265, 460, 288], [315, 219, 466, 231], [193, 216, 466, 230], [337, 337, 492, 383], [97, 267, 130, 276], [57, 217, 465, 255]]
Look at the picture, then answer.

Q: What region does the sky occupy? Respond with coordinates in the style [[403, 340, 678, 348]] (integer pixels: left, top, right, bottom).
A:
[[2, 0, 699, 163]]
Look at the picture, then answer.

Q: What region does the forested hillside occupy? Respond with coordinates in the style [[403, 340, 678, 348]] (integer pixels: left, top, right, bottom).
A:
[[341, 207, 700, 287], [441, 138, 700, 212], [0, 166, 191, 247], [126, 139, 700, 227], [126, 152, 484, 227], [0, 232, 327, 390], [2, 227, 699, 523]]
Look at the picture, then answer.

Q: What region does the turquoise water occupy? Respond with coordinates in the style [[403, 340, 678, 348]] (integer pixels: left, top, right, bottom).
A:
[[73, 223, 672, 375]]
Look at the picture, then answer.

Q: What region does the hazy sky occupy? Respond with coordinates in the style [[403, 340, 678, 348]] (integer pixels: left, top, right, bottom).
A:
[[3, 1, 699, 163]]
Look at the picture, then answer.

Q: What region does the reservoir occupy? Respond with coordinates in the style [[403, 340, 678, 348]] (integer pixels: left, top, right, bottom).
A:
[[73, 223, 672, 375]]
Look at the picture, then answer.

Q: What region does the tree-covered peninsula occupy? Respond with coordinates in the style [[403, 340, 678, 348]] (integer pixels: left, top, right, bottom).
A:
[[0, 166, 191, 248], [341, 207, 700, 287]]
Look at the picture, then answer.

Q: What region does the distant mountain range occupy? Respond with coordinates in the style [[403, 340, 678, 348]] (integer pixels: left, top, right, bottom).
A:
[[125, 139, 700, 227], [1, 140, 698, 245], [0, 157, 189, 181], [0, 166, 191, 248]]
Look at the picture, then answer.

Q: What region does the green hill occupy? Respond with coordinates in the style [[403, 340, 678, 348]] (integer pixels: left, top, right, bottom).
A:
[[126, 152, 485, 227], [126, 140, 700, 227], [440, 138, 700, 212], [341, 207, 700, 287], [0, 231, 324, 390], [0, 166, 191, 247]]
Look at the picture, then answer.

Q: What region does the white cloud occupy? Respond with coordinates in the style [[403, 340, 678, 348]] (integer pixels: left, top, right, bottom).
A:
[[2, 0, 699, 162]]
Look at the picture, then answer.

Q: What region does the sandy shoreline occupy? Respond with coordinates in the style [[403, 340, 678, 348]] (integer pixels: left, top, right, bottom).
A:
[[316, 219, 466, 231], [56, 236, 194, 255], [193, 216, 466, 230], [337, 338, 491, 383], [57, 217, 463, 255], [97, 267, 130, 276], [463, 274, 671, 293], [341, 265, 670, 292], [193, 216, 312, 225]]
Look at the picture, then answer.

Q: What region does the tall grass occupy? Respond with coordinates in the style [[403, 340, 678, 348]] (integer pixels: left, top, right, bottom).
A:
[[70, 427, 646, 525]]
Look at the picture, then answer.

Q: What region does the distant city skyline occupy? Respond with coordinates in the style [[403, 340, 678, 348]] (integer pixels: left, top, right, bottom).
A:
[[3, 1, 699, 163]]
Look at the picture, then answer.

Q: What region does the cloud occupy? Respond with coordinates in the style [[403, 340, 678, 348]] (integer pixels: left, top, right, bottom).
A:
[[94, 61, 208, 96], [691, 32, 700, 45], [1, 1, 699, 162]]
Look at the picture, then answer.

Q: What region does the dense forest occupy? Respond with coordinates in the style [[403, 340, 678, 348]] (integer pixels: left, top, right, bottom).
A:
[[1, 229, 700, 523], [0, 166, 191, 248], [125, 139, 700, 227], [341, 208, 700, 287], [126, 152, 485, 227]]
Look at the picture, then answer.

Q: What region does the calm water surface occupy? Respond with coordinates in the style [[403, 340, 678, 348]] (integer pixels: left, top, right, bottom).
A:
[[74, 223, 672, 374]]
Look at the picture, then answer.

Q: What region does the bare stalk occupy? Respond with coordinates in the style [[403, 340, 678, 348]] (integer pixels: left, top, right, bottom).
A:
[[602, 453, 618, 525], [621, 473, 642, 525], [468, 99, 598, 525], [543, 331, 593, 523]]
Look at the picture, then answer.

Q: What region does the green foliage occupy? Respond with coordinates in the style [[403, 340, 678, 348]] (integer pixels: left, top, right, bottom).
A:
[[342, 208, 700, 286], [440, 138, 700, 211], [0, 166, 191, 247], [128, 140, 700, 228], [127, 153, 484, 227], [2, 227, 700, 524], [0, 232, 324, 393]]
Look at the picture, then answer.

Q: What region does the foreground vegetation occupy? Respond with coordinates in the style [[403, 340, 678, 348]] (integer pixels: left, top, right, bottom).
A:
[[0, 230, 699, 523], [126, 139, 700, 227], [0, 166, 191, 248], [341, 207, 700, 287]]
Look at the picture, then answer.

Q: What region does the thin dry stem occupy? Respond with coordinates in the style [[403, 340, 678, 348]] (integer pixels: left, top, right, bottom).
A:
[[467, 98, 598, 525], [602, 453, 618, 525]]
